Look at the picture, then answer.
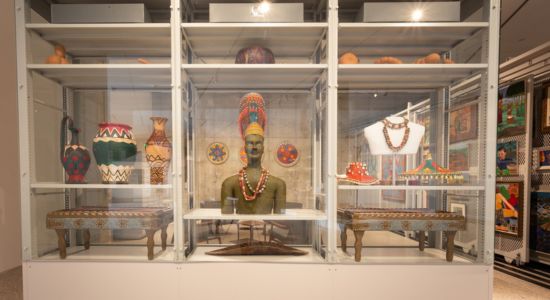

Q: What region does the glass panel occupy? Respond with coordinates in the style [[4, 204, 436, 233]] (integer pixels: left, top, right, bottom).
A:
[[26, 0, 175, 261]]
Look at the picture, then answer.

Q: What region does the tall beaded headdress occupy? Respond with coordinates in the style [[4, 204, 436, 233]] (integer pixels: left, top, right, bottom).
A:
[[238, 92, 267, 139]]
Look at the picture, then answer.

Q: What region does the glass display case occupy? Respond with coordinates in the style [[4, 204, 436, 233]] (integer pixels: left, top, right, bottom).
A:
[[16, 0, 501, 298]]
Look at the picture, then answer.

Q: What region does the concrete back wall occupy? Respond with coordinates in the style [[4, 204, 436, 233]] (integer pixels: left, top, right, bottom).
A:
[[0, 0, 22, 272]]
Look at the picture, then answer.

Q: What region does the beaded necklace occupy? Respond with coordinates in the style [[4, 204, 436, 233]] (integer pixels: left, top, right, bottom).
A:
[[238, 167, 269, 201], [382, 118, 410, 152]]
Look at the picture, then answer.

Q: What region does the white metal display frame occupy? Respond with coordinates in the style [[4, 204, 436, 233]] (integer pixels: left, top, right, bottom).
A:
[[15, 0, 500, 299]]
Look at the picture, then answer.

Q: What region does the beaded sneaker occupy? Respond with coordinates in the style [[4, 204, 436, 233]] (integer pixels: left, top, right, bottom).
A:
[[337, 162, 379, 185]]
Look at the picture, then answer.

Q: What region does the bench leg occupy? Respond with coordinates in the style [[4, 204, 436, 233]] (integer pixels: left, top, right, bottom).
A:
[[353, 230, 365, 262], [83, 229, 91, 250], [55, 229, 67, 259], [446, 231, 457, 262], [418, 230, 425, 251], [146, 229, 156, 260], [161, 226, 168, 251], [340, 225, 348, 253]]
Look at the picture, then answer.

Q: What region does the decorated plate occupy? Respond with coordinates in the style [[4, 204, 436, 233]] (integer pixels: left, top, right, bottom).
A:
[[275, 142, 299, 167], [207, 142, 229, 165], [239, 146, 248, 165]]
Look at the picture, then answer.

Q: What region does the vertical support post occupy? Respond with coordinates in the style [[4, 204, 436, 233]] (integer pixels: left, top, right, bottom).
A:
[[482, 0, 501, 265], [15, 0, 32, 262], [171, 0, 185, 261], [326, 0, 339, 260]]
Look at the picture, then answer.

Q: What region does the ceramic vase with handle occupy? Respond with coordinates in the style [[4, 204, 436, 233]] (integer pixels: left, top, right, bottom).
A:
[[60, 116, 91, 183], [92, 123, 137, 184], [145, 117, 172, 184]]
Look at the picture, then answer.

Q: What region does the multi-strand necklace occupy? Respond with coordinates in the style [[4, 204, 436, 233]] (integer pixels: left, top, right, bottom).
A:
[[238, 167, 269, 201], [382, 118, 410, 152]]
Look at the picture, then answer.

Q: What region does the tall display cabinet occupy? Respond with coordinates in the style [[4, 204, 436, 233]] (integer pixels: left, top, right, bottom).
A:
[[16, 1, 500, 299]]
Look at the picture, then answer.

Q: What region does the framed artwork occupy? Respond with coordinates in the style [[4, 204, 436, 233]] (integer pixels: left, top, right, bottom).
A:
[[495, 181, 523, 237], [449, 104, 478, 144], [541, 83, 550, 133], [496, 141, 519, 176], [381, 155, 406, 201], [538, 149, 550, 170], [449, 146, 469, 171], [416, 112, 430, 148], [275, 142, 299, 167], [498, 80, 527, 138], [207, 142, 229, 164], [450, 203, 466, 217], [530, 193, 550, 254]]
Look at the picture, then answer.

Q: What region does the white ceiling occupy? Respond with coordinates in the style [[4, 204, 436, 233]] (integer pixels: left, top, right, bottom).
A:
[[500, 0, 550, 62]]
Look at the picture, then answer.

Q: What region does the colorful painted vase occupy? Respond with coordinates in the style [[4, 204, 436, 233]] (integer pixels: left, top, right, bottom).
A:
[[92, 123, 137, 184], [235, 46, 275, 64], [145, 117, 172, 184], [60, 116, 90, 183]]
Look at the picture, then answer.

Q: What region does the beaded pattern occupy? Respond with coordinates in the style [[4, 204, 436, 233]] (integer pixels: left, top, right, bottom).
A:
[[382, 118, 410, 152], [238, 167, 269, 201]]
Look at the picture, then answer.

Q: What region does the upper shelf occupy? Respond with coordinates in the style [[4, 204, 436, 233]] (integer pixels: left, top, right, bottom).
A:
[[27, 24, 171, 57], [28, 64, 171, 89], [338, 64, 488, 89], [183, 208, 326, 221], [339, 22, 488, 57], [338, 185, 485, 191], [31, 183, 172, 190], [182, 64, 326, 90], [181, 23, 327, 61]]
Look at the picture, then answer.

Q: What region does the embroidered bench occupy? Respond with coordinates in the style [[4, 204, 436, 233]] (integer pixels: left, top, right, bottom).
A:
[[337, 208, 466, 262], [46, 207, 173, 260]]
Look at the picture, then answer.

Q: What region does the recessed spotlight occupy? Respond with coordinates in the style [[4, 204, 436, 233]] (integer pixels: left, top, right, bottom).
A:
[[251, 1, 271, 16], [411, 9, 423, 22]]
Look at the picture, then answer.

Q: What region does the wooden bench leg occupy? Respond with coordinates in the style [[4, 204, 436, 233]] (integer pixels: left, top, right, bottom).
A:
[[340, 225, 348, 253], [418, 230, 425, 251], [55, 229, 67, 259], [161, 226, 168, 251], [83, 229, 91, 250], [446, 231, 457, 262], [353, 230, 365, 262], [146, 229, 156, 260]]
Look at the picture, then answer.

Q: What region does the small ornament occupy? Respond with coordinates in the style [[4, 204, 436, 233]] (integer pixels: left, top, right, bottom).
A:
[[382, 118, 410, 152], [207, 142, 229, 165], [275, 142, 299, 167], [238, 167, 269, 201]]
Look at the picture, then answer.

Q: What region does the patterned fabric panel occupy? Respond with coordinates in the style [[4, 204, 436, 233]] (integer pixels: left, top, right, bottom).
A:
[[342, 219, 466, 232], [338, 207, 464, 221], [46, 214, 173, 230], [47, 207, 173, 218]]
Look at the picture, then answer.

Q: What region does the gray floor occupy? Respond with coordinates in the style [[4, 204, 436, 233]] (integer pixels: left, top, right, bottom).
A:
[[0, 265, 548, 299]]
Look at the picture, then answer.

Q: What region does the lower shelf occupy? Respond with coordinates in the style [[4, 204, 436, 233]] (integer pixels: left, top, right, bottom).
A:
[[39, 245, 175, 262], [333, 248, 471, 265], [187, 246, 325, 263]]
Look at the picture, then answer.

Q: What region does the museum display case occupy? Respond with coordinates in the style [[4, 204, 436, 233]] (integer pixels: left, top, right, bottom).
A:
[[16, 0, 501, 299]]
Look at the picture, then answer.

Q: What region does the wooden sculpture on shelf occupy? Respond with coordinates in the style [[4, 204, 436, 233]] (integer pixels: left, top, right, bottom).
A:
[[339, 52, 360, 64], [414, 52, 455, 64], [235, 46, 275, 64], [46, 44, 69, 64], [221, 92, 286, 214], [373, 56, 403, 64]]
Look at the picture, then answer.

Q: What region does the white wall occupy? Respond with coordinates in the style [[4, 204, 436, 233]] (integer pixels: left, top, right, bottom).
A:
[[0, 0, 22, 272]]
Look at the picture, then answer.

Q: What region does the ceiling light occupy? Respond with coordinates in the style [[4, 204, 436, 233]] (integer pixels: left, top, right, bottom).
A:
[[411, 9, 423, 22], [251, 1, 271, 17]]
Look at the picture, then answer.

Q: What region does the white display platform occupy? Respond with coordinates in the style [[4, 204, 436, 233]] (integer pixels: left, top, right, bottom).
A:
[[23, 261, 492, 300]]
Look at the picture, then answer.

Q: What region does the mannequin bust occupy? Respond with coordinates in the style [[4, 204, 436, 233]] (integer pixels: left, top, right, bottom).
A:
[[221, 123, 286, 214], [364, 116, 425, 155]]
